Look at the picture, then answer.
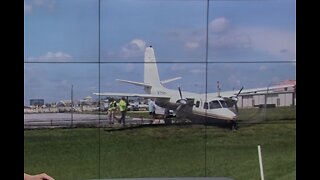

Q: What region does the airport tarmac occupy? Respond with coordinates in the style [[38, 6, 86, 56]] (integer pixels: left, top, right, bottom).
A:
[[24, 113, 160, 129]]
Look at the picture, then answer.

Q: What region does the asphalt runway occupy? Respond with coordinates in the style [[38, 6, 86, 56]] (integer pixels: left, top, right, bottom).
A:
[[24, 113, 156, 129]]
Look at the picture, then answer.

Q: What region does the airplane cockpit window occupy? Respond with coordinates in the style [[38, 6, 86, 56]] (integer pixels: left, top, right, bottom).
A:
[[204, 102, 208, 109], [219, 100, 228, 108], [209, 100, 221, 109], [195, 101, 200, 108]]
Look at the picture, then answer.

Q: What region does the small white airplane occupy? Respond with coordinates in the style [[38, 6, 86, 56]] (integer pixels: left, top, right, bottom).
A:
[[94, 46, 294, 129]]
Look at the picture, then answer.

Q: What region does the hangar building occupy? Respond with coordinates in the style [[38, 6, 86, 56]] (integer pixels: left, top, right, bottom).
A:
[[237, 80, 296, 108]]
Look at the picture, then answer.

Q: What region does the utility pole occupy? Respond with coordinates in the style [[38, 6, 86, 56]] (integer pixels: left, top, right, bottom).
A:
[[217, 81, 221, 97]]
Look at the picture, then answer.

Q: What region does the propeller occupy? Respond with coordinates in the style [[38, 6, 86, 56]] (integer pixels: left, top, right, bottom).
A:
[[236, 86, 244, 98], [224, 86, 244, 113], [234, 101, 239, 113], [177, 86, 187, 105], [233, 86, 243, 113], [175, 86, 195, 122], [176, 86, 189, 114], [178, 86, 183, 99]]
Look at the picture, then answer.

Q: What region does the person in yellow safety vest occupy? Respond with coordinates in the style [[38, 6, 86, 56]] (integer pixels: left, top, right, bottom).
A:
[[107, 98, 117, 125], [118, 97, 127, 126]]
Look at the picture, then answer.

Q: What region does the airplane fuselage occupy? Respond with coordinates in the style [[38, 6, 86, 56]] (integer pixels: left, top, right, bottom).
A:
[[149, 85, 238, 123]]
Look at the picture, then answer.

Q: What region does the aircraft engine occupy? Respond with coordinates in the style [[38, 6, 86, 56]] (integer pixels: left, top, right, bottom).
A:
[[223, 86, 243, 113]]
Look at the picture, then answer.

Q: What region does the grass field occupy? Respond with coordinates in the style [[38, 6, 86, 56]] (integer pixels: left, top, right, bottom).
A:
[[24, 107, 296, 180]]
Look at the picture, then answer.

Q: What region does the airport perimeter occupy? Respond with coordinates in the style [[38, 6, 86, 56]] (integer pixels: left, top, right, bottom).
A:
[[24, 112, 159, 129]]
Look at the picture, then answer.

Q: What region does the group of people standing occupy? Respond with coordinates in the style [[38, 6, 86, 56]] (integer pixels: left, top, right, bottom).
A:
[[107, 97, 159, 126], [107, 97, 127, 126]]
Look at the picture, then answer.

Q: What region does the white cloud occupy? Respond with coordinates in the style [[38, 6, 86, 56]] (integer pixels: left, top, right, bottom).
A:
[[121, 39, 146, 56], [184, 41, 199, 49], [163, 28, 205, 52], [173, 17, 245, 51], [208, 26, 296, 60], [240, 27, 296, 59], [168, 17, 295, 61], [227, 74, 242, 87], [209, 17, 230, 33], [259, 65, 267, 71], [105, 39, 147, 59], [170, 64, 186, 71], [208, 18, 251, 50], [33, 0, 44, 5], [34, 0, 55, 8], [24, 2, 32, 14], [25, 0, 55, 14], [190, 69, 205, 75], [28, 52, 72, 62], [125, 64, 135, 73], [210, 30, 252, 50]]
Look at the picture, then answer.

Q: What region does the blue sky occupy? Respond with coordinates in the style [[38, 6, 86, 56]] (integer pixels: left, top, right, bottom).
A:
[[24, 0, 296, 105]]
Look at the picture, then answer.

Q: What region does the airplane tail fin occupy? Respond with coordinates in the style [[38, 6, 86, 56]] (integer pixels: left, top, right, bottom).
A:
[[144, 46, 162, 89], [117, 46, 180, 94]]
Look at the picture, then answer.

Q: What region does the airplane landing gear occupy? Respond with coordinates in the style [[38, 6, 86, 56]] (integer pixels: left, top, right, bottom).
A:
[[231, 120, 238, 131]]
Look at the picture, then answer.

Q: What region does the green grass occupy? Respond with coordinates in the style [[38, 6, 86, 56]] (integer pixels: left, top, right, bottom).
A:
[[24, 128, 100, 180], [24, 125, 295, 180], [238, 106, 296, 122], [24, 107, 296, 180]]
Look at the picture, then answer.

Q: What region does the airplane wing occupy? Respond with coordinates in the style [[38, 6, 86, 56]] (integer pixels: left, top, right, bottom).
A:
[[209, 84, 295, 111], [93, 92, 170, 99], [208, 84, 296, 98], [115, 79, 151, 88], [237, 84, 295, 95]]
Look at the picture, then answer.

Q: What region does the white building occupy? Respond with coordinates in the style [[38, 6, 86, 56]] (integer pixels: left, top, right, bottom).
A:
[[237, 80, 296, 108]]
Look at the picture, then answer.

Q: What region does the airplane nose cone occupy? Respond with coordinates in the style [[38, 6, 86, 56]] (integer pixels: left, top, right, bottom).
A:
[[231, 97, 238, 101], [219, 108, 238, 120], [228, 110, 237, 120]]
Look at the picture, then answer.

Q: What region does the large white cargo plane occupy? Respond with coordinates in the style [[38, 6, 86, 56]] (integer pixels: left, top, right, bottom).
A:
[[94, 46, 294, 129]]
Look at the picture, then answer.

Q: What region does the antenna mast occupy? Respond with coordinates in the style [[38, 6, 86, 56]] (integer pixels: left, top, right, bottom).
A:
[[217, 81, 221, 97]]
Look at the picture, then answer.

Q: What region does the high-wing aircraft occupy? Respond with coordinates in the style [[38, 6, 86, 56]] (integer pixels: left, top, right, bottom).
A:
[[94, 46, 294, 129]]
